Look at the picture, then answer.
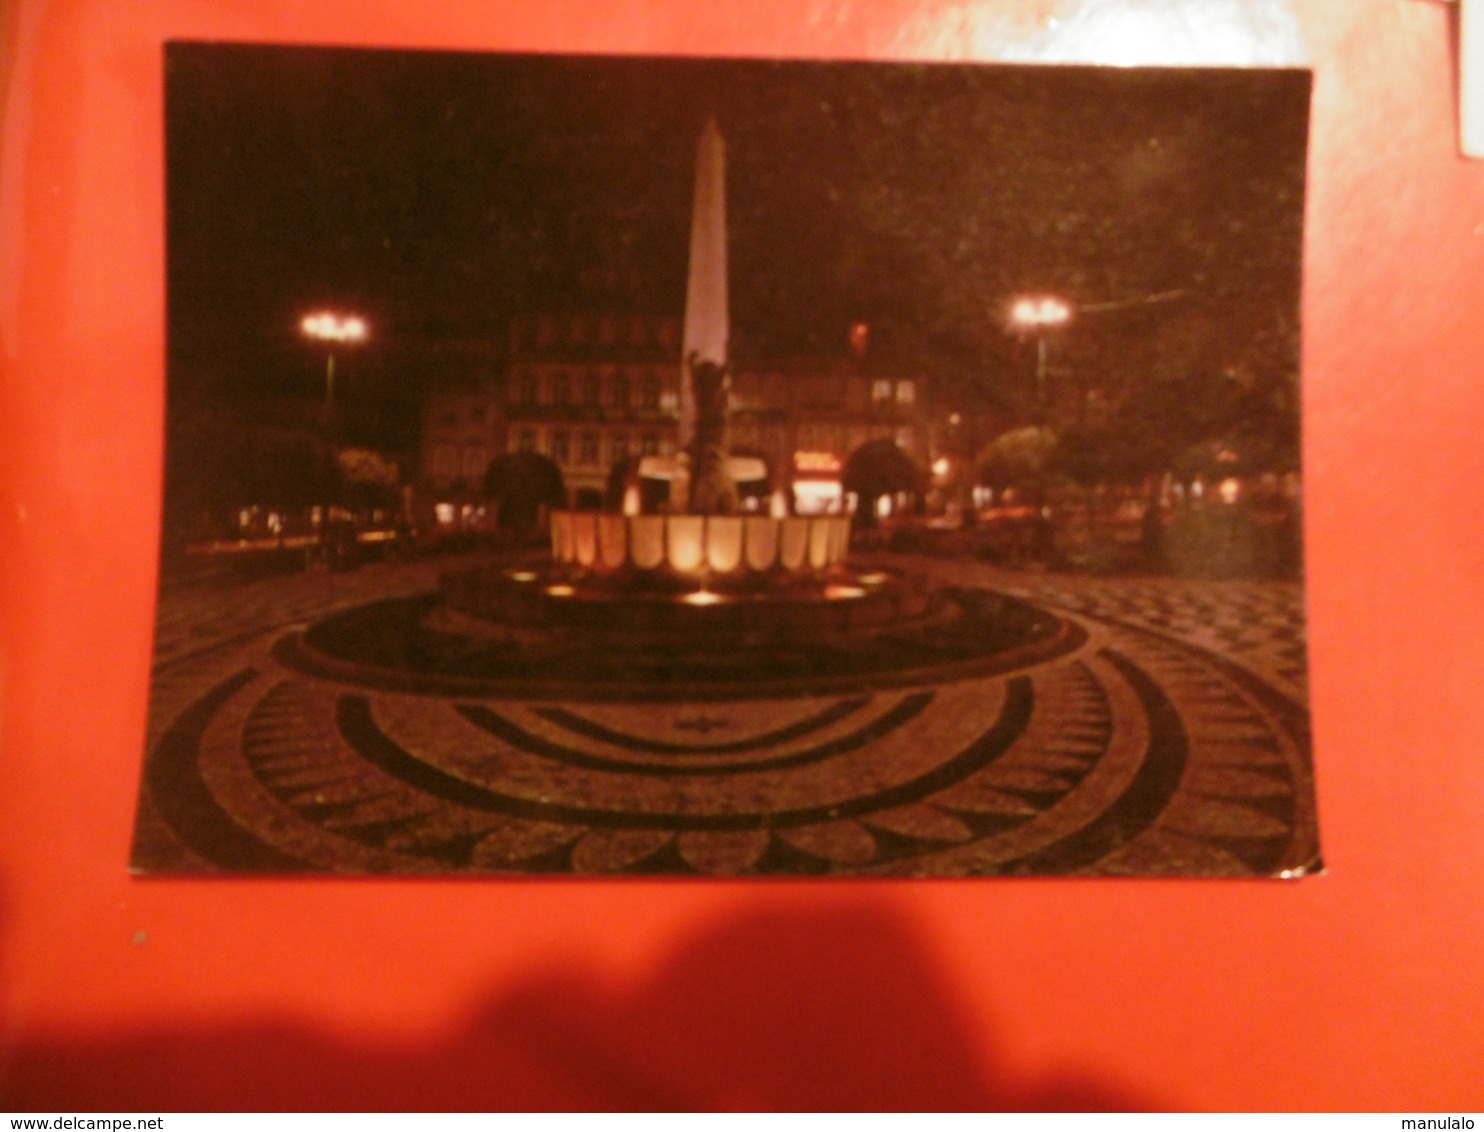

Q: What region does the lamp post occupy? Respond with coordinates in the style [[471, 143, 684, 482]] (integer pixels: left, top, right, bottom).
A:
[[300, 311, 368, 414], [1008, 296, 1071, 408], [299, 311, 368, 558]]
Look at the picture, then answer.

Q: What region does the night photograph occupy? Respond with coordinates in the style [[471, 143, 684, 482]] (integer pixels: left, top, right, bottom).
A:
[[135, 43, 1317, 878]]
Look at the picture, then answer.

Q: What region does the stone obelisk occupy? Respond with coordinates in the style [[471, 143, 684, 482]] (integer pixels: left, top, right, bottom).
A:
[[678, 117, 738, 514]]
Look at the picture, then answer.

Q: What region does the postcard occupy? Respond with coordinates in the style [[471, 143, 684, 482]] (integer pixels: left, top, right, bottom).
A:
[[133, 44, 1317, 877]]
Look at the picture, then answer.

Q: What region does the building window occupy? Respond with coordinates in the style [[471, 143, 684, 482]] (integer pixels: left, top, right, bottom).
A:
[[896, 380, 915, 406], [512, 371, 536, 406], [514, 429, 535, 454], [641, 432, 659, 456], [462, 444, 486, 481], [611, 433, 629, 464], [551, 430, 570, 464], [433, 445, 456, 479], [583, 370, 601, 406], [872, 379, 893, 405], [763, 373, 788, 409], [628, 315, 647, 346], [579, 431, 599, 464], [552, 371, 570, 407], [611, 373, 629, 409], [640, 372, 660, 410]]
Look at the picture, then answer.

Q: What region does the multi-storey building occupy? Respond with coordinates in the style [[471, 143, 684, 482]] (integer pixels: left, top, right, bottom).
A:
[[418, 336, 505, 492], [420, 310, 928, 516], [503, 309, 684, 500], [729, 340, 926, 512], [420, 385, 506, 493]]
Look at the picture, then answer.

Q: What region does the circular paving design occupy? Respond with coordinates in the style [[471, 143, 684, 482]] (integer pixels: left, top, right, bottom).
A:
[[133, 555, 1318, 878]]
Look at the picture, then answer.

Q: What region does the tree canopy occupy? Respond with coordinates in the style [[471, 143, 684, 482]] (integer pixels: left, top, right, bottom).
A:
[[843, 440, 926, 507], [484, 451, 566, 530], [976, 426, 1058, 488]]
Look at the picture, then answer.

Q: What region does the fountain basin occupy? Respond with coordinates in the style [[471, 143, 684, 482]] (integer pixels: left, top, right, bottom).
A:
[[439, 560, 942, 646]]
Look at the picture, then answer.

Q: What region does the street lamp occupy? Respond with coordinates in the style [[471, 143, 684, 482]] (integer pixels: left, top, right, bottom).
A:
[[300, 311, 368, 411], [300, 311, 367, 557], [1008, 295, 1071, 405]]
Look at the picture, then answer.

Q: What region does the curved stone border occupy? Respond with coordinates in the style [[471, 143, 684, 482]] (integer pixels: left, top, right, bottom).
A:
[[274, 589, 1085, 702]]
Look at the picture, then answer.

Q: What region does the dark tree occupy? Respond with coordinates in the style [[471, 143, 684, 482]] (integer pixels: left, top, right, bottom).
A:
[[483, 452, 566, 532], [843, 439, 925, 525], [975, 426, 1057, 489], [1112, 373, 1298, 482], [1050, 424, 1148, 488], [166, 414, 338, 519]]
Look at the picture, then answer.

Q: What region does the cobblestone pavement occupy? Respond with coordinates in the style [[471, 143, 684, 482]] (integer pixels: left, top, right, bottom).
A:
[[132, 553, 1317, 878]]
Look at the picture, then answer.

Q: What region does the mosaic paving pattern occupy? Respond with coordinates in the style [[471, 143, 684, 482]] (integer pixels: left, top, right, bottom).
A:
[[132, 555, 1318, 878]]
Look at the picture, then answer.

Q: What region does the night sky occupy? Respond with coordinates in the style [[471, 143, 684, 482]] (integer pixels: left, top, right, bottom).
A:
[[165, 43, 1309, 449]]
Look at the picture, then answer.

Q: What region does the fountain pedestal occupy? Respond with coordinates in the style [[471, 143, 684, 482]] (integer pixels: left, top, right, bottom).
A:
[[440, 510, 941, 648]]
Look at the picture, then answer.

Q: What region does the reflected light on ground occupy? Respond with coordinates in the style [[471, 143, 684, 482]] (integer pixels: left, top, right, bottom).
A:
[[680, 590, 725, 606]]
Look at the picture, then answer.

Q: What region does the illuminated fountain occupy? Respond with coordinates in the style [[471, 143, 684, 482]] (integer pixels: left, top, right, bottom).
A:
[[440, 116, 909, 642], [372, 115, 1057, 695], [550, 117, 850, 583], [282, 119, 1073, 696]]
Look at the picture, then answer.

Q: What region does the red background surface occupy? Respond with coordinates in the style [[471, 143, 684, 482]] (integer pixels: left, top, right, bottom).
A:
[[2, 0, 1483, 1111]]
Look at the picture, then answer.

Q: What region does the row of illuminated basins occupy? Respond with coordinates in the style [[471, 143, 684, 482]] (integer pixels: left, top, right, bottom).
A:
[[549, 512, 853, 575]]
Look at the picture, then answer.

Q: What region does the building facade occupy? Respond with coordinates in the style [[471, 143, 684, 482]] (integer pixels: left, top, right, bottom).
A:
[[418, 335, 506, 493], [420, 311, 928, 516], [420, 386, 506, 494], [504, 310, 684, 499], [729, 349, 925, 510]]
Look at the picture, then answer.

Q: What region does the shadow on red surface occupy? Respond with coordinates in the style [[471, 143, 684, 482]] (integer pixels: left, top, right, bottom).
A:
[[1, 900, 1156, 1110]]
